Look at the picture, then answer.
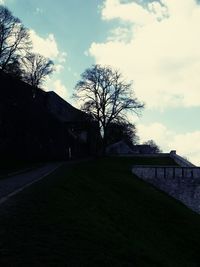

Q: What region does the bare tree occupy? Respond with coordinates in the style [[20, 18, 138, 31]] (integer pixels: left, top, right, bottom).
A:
[[74, 64, 144, 152], [0, 6, 31, 71], [22, 53, 54, 88], [3, 56, 23, 78]]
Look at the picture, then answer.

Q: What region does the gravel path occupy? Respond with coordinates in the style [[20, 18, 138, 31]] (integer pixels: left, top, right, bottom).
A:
[[0, 162, 63, 204]]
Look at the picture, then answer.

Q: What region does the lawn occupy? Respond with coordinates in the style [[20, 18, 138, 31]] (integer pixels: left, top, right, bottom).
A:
[[0, 156, 199, 266]]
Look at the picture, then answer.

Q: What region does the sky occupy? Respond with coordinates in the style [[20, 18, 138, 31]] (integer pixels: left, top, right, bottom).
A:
[[1, 0, 200, 164]]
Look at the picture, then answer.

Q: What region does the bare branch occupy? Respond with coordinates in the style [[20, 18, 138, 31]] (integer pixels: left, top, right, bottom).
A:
[[22, 53, 54, 88], [0, 6, 31, 71], [74, 64, 145, 150]]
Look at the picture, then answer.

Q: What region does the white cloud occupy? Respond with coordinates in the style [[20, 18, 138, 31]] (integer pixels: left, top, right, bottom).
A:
[[137, 122, 200, 165], [0, 0, 4, 4], [44, 77, 68, 100], [101, 0, 154, 25], [89, 0, 200, 109], [53, 80, 68, 100], [137, 122, 173, 149], [29, 29, 68, 73], [29, 29, 59, 59], [29, 30, 68, 90], [107, 26, 133, 42], [170, 131, 200, 165]]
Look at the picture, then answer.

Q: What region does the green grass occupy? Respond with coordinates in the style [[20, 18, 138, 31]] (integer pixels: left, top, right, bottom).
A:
[[0, 157, 199, 266]]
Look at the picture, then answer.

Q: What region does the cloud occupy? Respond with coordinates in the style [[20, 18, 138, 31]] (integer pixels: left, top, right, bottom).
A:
[[53, 80, 68, 100], [170, 131, 200, 165], [29, 29, 67, 73], [137, 122, 173, 149], [101, 0, 154, 25], [44, 77, 68, 100], [29, 30, 67, 63], [29, 29, 59, 59], [137, 122, 200, 165], [89, 0, 200, 109], [29, 30, 68, 90], [0, 0, 4, 4]]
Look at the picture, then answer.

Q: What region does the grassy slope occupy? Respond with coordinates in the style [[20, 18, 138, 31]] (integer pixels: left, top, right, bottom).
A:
[[0, 157, 200, 266]]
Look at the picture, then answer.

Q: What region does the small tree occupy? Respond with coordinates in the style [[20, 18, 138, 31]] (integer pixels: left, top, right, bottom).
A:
[[0, 6, 31, 70], [74, 64, 144, 153], [107, 121, 139, 146], [3, 56, 23, 79], [22, 53, 54, 88], [143, 139, 162, 153]]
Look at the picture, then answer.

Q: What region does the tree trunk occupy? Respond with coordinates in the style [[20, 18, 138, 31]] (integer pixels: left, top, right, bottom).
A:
[[102, 127, 107, 156]]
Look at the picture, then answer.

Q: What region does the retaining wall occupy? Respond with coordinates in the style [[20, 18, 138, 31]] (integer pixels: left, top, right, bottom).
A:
[[110, 153, 171, 158], [132, 165, 200, 214], [169, 151, 196, 167]]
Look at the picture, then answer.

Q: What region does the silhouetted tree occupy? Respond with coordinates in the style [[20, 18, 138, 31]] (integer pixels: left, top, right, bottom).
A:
[[107, 121, 139, 146], [74, 64, 144, 153], [22, 53, 54, 88], [143, 139, 162, 153], [0, 6, 31, 71], [3, 56, 23, 78]]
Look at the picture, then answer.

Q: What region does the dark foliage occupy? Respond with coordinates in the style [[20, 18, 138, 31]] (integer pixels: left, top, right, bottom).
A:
[[143, 139, 162, 153], [106, 121, 139, 146]]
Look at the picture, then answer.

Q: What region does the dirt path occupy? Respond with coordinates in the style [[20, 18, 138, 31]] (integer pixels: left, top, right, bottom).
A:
[[0, 162, 63, 204]]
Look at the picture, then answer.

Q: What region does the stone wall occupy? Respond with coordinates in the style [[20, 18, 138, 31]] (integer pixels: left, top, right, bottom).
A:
[[112, 153, 171, 157], [170, 150, 196, 167], [132, 165, 200, 214]]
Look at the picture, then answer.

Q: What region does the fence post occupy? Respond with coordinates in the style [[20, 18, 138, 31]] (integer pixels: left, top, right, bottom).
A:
[[164, 167, 166, 179], [182, 168, 184, 178]]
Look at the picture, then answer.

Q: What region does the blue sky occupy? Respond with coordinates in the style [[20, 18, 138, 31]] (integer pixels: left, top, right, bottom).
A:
[[1, 0, 200, 164], [2, 0, 107, 90]]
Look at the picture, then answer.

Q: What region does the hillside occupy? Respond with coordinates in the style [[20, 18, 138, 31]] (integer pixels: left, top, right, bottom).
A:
[[0, 156, 200, 266]]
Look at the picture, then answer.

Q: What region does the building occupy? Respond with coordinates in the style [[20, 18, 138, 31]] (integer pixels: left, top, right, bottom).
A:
[[0, 70, 99, 161]]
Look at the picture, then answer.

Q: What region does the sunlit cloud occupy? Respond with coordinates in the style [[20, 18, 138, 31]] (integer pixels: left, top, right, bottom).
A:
[[53, 80, 68, 100], [29, 29, 59, 59], [29, 30, 66, 63], [43, 77, 68, 100], [29, 29, 68, 97], [137, 122, 200, 165], [137, 122, 174, 150], [89, 0, 200, 109]]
